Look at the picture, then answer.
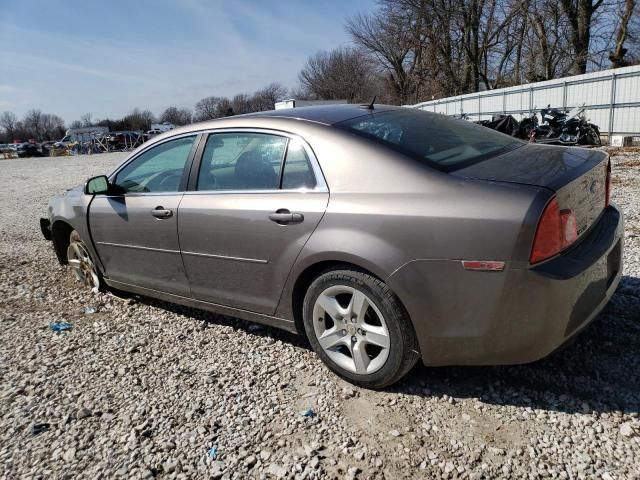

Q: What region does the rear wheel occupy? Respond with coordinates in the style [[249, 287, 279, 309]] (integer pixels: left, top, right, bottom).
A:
[[66, 230, 103, 293], [580, 125, 601, 146], [302, 269, 419, 389]]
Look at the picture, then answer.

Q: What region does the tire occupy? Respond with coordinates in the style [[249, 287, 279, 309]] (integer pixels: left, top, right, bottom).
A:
[[66, 230, 104, 293], [580, 125, 601, 146], [302, 269, 419, 389]]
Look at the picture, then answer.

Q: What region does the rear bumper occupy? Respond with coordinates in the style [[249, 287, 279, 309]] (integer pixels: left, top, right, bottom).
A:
[[388, 204, 624, 366]]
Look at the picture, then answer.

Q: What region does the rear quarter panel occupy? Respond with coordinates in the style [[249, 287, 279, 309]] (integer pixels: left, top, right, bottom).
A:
[[275, 129, 551, 324]]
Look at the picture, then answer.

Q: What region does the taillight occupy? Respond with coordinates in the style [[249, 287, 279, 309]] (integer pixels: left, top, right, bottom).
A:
[[530, 197, 578, 264], [605, 161, 611, 207]]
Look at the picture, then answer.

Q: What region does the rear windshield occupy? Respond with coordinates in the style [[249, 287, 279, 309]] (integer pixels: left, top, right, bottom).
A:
[[335, 109, 523, 172]]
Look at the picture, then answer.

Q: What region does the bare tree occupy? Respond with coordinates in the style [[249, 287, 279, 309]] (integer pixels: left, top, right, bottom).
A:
[[23, 110, 45, 140], [610, 0, 637, 67], [122, 108, 155, 131], [80, 113, 93, 127], [232, 93, 253, 114], [344, 0, 638, 103], [0, 111, 18, 141], [559, 0, 605, 74], [251, 82, 288, 110], [299, 47, 378, 102], [41, 113, 66, 140], [347, 3, 426, 104], [160, 106, 192, 126], [194, 96, 230, 121], [524, 0, 573, 81]]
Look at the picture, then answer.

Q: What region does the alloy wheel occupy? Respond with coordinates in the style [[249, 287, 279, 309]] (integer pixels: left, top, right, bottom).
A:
[[66, 240, 100, 293], [312, 285, 390, 375]]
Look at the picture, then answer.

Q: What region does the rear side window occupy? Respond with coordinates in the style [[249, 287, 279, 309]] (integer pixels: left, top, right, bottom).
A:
[[282, 139, 317, 190], [336, 109, 522, 171], [197, 133, 287, 190]]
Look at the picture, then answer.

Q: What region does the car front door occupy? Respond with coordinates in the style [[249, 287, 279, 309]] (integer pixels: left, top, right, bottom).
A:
[[89, 134, 198, 296], [178, 130, 329, 314]]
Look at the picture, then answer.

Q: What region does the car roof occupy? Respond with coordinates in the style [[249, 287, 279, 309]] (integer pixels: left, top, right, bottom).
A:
[[243, 103, 402, 125], [140, 104, 407, 152]]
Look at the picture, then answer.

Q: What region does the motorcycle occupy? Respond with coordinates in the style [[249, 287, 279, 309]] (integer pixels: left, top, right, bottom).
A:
[[475, 115, 521, 136], [526, 104, 601, 146]]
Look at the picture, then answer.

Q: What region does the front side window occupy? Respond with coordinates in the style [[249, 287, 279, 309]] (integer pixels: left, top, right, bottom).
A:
[[336, 109, 523, 171], [197, 133, 287, 190], [115, 135, 196, 193]]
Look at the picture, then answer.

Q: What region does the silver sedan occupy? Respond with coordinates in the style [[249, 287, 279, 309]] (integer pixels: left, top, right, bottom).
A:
[[41, 105, 623, 388]]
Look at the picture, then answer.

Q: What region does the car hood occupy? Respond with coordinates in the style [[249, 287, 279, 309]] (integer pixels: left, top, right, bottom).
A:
[[451, 144, 607, 191]]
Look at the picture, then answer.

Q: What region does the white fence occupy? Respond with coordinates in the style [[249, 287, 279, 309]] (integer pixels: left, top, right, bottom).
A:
[[412, 65, 640, 139]]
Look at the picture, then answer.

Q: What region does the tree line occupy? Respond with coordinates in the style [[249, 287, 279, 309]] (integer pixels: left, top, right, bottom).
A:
[[0, 82, 287, 143], [1, 0, 637, 142], [298, 0, 639, 104]]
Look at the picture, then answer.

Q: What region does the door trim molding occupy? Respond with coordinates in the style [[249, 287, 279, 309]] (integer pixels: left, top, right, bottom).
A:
[[181, 250, 268, 264], [96, 241, 179, 254], [96, 241, 268, 264]]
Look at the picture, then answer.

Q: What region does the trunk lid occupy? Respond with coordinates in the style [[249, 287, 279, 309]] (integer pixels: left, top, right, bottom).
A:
[[452, 143, 609, 238]]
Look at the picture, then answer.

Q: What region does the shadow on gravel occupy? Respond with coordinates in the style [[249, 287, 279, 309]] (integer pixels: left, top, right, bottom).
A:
[[124, 276, 639, 414], [395, 275, 640, 415], [126, 294, 311, 350]]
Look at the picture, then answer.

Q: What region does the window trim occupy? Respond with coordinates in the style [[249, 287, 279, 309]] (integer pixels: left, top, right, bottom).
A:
[[106, 132, 202, 195], [186, 128, 328, 194]]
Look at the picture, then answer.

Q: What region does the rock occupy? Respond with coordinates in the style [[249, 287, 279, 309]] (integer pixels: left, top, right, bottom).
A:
[[244, 455, 257, 468], [342, 387, 356, 399], [63, 448, 76, 463], [346, 466, 361, 479], [260, 450, 272, 461], [211, 461, 224, 477], [389, 430, 401, 437], [163, 460, 177, 473], [76, 407, 92, 420], [267, 464, 288, 478], [620, 422, 636, 437]]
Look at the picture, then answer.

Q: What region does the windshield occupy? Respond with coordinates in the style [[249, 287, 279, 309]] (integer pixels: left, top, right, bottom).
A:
[[335, 109, 523, 172], [566, 104, 585, 120]]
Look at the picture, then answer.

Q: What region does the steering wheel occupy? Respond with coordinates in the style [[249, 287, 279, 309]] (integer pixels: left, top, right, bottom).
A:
[[156, 171, 182, 191]]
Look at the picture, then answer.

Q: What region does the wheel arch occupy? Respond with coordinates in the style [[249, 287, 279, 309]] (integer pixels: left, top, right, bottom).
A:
[[51, 220, 74, 265], [289, 260, 417, 353]]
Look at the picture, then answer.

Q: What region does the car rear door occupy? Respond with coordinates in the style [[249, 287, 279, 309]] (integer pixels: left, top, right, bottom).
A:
[[88, 134, 199, 296], [178, 130, 329, 315]]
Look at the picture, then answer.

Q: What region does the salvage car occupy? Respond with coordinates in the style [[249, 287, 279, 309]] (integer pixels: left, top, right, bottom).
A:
[[41, 105, 623, 388], [16, 142, 43, 158]]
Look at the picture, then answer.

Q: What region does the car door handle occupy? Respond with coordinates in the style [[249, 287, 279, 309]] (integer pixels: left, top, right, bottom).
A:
[[269, 209, 304, 225], [151, 206, 173, 219]]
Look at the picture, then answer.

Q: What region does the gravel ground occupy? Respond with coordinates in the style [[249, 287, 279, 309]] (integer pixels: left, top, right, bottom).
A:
[[1, 149, 639, 480]]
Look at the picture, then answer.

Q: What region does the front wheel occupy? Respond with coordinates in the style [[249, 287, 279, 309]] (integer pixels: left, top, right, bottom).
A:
[[302, 269, 419, 389], [66, 230, 103, 293]]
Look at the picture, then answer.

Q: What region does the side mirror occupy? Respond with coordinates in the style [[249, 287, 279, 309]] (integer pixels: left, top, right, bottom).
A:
[[85, 175, 111, 195]]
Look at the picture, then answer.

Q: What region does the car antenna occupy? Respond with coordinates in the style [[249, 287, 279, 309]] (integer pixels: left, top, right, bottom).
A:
[[361, 96, 376, 110]]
